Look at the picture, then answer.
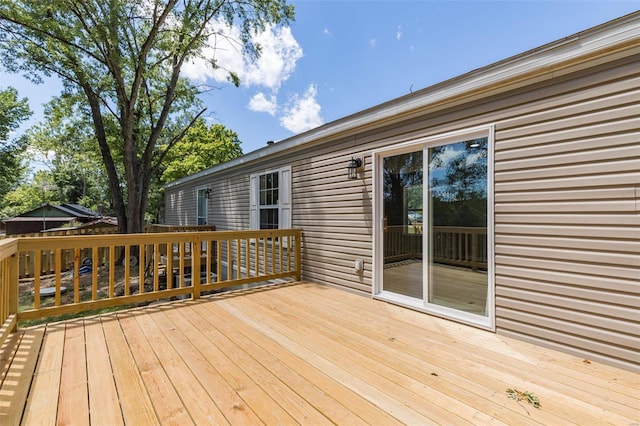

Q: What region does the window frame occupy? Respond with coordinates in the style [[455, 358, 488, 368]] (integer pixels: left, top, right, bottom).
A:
[[258, 171, 280, 229], [250, 166, 291, 230], [196, 186, 208, 225]]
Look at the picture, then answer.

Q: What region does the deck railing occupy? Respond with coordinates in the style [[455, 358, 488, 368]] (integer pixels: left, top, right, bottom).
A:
[[0, 238, 18, 347], [0, 229, 302, 331], [384, 226, 487, 270], [3, 224, 216, 279]]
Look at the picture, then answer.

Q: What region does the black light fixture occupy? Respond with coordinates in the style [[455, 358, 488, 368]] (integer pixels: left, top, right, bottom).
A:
[[347, 157, 362, 180], [204, 187, 213, 199]]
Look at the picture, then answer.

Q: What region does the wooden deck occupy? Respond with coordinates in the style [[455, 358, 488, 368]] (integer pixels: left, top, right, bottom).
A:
[[2, 282, 638, 425]]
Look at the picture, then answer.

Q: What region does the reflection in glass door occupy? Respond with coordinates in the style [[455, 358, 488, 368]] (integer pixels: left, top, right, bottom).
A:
[[382, 150, 423, 299], [427, 138, 488, 316], [379, 134, 490, 323]]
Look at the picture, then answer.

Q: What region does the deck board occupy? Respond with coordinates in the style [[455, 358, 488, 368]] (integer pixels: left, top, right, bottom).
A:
[[162, 304, 334, 425], [225, 292, 481, 425], [22, 323, 65, 426], [116, 312, 193, 425], [85, 317, 125, 426], [131, 309, 229, 425], [56, 320, 89, 426], [197, 300, 396, 425], [100, 316, 158, 425], [2, 281, 639, 425], [293, 282, 638, 424], [0, 329, 44, 426]]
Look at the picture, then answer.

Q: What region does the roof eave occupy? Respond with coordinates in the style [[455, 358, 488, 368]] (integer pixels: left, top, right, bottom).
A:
[[164, 12, 640, 189]]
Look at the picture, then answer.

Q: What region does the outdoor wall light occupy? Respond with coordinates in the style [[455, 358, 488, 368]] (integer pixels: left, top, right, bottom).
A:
[[347, 157, 363, 180], [204, 187, 213, 199]]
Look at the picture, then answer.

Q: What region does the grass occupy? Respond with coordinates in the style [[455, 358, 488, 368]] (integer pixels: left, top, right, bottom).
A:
[[506, 388, 541, 412]]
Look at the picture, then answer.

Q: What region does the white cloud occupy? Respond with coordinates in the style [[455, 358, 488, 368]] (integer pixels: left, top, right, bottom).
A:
[[465, 150, 486, 167], [396, 26, 403, 40], [183, 22, 303, 92], [181, 20, 323, 135], [430, 145, 463, 171], [280, 85, 323, 133], [248, 92, 277, 116]]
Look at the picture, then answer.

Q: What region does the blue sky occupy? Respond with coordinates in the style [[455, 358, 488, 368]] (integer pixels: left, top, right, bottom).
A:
[[1, 1, 638, 159]]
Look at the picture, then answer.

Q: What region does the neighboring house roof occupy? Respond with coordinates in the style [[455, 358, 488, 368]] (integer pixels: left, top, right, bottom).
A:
[[2, 203, 100, 223], [44, 217, 117, 232], [60, 203, 100, 218], [165, 11, 640, 189], [2, 216, 78, 222], [81, 217, 118, 227]]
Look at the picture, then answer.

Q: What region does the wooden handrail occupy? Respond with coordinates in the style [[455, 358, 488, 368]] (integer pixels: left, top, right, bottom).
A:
[[7, 229, 302, 324]]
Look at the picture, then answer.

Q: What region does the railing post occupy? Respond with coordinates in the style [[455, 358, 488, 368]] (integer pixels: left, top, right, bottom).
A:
[[471, 231, 478, 271], [192, 235, 201, 300], [295, 230, 302, 281], [9, 253, 19, 332]]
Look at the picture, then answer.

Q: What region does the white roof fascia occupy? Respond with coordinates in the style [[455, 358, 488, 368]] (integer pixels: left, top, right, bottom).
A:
[[165, 12, 640, 189]]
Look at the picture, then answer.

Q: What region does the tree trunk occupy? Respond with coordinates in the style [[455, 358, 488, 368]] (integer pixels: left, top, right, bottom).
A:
[[82, 85, 128, 234]]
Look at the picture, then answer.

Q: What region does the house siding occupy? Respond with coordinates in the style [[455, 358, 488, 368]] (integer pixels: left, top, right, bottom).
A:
[[164, 37, 639, 369], [492, 58, 640, 371], [165, 173, 250, 229]]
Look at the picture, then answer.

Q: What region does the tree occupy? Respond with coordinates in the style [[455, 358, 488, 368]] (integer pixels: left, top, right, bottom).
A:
[[383, 151, 423, 227], [143, 117, 243, 223], [429, 140, 488, 226], [27, 94, 113, 212], [161, 118, 243, 183], [0, 86, 30, 206], [0, 0, 294, 233], [0, 171, 58, 219]]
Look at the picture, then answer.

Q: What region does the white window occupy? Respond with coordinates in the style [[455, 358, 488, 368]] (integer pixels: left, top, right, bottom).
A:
[[197, 187, 208, 225], [250, 166, 291, 229]]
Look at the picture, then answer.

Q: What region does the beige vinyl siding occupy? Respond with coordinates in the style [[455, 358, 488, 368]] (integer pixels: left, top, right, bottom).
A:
[[163, 43, 639, 369], [165, 173, 249, 229], [164, 186, 196, 225], [493, 59, 640, 371], [292, 147, 374, 293], [208, 173, 250, 230], [288, 55, 639, 367]]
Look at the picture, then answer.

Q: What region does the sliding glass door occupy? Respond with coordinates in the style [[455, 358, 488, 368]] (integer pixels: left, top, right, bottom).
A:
[[426, 138, 489, 316], [377, 129, 493, 327], [381, 150, 424, 299]]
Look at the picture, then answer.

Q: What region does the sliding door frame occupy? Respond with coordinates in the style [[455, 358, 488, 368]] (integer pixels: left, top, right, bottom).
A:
[[372, 125, 496, 330]]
